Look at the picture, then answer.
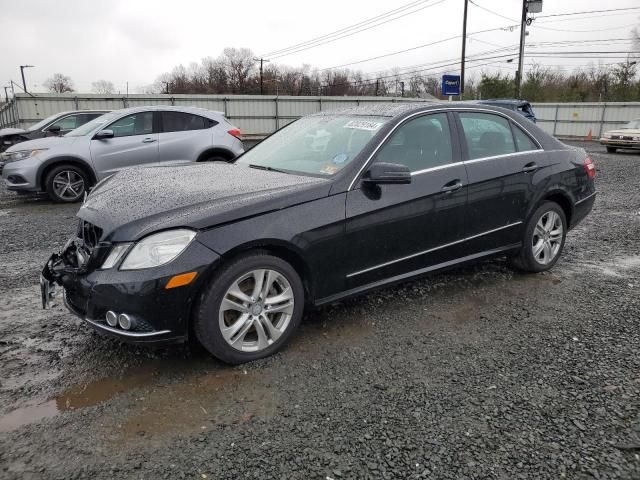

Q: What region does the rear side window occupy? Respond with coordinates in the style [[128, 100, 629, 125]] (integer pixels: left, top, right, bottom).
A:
[[161, 112, 212, 132], [108, 112, 153, 137], [512, 124, 538, 152], [459, 112, 516, 159], [375, 113, 453, 172]]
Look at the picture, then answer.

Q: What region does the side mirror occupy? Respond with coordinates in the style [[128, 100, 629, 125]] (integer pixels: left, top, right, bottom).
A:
[[363, 162, 412, 185], [94, 129, 114, 140], [47, 125, 61, 134]]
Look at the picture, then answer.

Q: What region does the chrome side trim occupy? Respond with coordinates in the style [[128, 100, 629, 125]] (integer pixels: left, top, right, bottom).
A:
[[347, 106, 544, 191], [410, 162, 461, 176], [575, 191, 597, 205], [346, 221, 523, 278], [317, 243, 521, 306], [462, 149, 545, 165], [84, 317, 172, 338]]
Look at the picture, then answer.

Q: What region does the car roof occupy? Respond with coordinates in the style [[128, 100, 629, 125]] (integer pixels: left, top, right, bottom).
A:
[[107, 105, 225, 119], [310, 100, 536, 119], [477, 99, 530, 107]]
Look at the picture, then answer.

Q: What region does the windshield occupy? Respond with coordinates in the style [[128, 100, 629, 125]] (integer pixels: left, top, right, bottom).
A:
[[65, 112, 117, 137], [237, 115, 388, 176], [621, 119, 640, 129], [27, 113, 67, 132]]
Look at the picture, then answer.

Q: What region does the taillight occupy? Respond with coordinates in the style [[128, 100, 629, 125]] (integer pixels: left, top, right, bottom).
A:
[[583, 157, 596, 179], [227, 128, 241, 140]]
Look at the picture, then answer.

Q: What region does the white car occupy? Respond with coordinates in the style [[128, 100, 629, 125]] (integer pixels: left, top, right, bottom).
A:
[[600, 119, 640, 153]]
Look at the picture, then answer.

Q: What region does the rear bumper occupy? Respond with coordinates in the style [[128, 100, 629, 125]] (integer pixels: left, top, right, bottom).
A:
[[570, 191, 596, 230], [46, 239, 221, 345]]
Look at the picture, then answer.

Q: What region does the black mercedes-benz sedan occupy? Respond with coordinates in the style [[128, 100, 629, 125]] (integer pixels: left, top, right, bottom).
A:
[[41, 102, 596, 364]]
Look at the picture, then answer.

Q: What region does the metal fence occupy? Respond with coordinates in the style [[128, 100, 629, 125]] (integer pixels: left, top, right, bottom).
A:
[[531, 102, 640, 138], [0, 93, 430, 136], [3, 94, 639, 139]]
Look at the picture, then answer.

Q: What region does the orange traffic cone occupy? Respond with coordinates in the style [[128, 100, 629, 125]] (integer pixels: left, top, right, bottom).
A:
[[586, 129, 593, 141]]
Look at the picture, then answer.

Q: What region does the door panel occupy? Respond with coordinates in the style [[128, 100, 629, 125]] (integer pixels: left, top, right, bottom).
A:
[[89, 112, 158, 178], [157, 111, 210, 162], [344, 112, 468, 288], [456, 111, 549, 251]]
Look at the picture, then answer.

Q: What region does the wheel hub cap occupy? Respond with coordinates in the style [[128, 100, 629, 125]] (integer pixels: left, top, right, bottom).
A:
[[218, 269, 295, 353], [532, 210, 563, 265]]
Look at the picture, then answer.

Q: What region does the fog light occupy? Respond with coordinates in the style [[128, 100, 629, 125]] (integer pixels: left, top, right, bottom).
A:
[[118, 313, 132, 330], [106, 311, 118, 327]]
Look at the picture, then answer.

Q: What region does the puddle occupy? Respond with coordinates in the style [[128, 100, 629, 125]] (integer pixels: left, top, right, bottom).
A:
[[0, 364, 161, 433], [0, 359, 274, 438], [116, 368, 276, 441]]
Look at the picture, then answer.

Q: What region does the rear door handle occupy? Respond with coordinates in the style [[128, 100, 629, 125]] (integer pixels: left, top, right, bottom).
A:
[[142, 137, 156, 143], [522, 162, 538, 173], [441, 180, 464, 193]]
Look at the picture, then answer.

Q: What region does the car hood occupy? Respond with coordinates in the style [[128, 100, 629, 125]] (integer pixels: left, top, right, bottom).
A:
[[4, 135, 79, 152], [0, 127, 27, 137], [78, 163, 331, 242], [604, 129, 640, 136]]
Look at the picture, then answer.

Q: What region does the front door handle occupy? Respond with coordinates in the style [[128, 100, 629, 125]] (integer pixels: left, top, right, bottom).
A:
[[522, 162, 538, 173], [441, 180, 463, 193], [142, 137, 157, 143]]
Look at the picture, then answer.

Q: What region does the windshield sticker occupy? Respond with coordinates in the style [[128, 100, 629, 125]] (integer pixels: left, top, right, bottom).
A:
[[319, 164, 339, 175], [332, 153, 349, 165], [344, 120, 384, 131]]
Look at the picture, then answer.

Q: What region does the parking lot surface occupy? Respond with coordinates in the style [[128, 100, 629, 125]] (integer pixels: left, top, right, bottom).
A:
[[0, 141, 638, 479]]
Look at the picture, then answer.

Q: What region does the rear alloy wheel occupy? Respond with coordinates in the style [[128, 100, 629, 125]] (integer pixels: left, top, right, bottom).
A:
[[509, 201, 567, 273], [606, 146, 617, 153], [194, 252, 304, 364], [45, 164, 88, 203]]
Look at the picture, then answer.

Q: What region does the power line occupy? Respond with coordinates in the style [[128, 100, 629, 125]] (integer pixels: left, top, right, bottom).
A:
[[469, 0, 517, 22], [537, 6, 640, 18], [262, 0, 430, 57], [262, 0, 449, 60]]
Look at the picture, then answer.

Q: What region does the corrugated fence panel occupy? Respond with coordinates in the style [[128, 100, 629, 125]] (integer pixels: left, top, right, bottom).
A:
[[4, 95, 638, 138]]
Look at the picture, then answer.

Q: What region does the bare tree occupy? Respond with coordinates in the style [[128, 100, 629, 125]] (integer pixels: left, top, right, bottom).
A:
[[44, 73, 74, 93], [222, 48, 255, 93], [91, 80, 115, 94]]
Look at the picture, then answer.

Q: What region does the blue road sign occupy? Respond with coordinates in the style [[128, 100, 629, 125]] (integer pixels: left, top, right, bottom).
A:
[[442, 75, 461, 96]]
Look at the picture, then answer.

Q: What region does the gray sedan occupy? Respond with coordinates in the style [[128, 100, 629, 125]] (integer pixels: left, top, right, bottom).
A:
[[1, 106, 244, 202]]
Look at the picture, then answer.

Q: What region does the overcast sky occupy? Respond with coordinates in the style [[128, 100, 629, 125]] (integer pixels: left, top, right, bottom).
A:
[[1, 0, 638, 94]]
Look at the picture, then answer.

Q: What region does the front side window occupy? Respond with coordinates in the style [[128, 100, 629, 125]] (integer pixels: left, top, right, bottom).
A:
[[48, 115, 79, 131], [237, 115, 388, 176], [161, 112, 208, 132], [66, 113, 116, 137], [107, 112, 154, 138], [459, 112, 516, 159], [375, 113, 453, 172]]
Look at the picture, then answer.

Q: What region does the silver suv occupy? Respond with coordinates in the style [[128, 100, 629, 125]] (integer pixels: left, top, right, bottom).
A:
[[1, 106, 244, 202]]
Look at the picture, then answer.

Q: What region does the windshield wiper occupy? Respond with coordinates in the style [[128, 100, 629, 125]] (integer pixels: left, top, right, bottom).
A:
[[248, 164, 289, 174]]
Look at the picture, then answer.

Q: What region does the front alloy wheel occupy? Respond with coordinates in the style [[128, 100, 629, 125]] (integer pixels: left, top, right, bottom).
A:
[[44, 164, 89, 203], [194, 252, 304, 364], [219, 269, 295, 352]]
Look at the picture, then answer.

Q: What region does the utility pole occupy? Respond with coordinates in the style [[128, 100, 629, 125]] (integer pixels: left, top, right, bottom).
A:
[[163, 81, 170, 94], [3, 86, 9, 102], [461, 0, 469, 98], [19, 65, 34, 93], [375, 78, 379, 96], [515, 0, 528, 98], [400, 81, 405, 97], [253, 58, 270, 95]]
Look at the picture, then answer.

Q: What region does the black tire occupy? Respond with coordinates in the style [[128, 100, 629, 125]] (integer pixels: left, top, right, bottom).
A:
[[509, 201, 567, 273], [606, 146, 617, 153], [44, 164, 90, 203], [194, 251, 305, 364], [201, 155, 230, 163]]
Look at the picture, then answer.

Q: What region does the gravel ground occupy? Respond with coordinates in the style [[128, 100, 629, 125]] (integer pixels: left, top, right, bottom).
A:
[[0, 141, 638, 479]]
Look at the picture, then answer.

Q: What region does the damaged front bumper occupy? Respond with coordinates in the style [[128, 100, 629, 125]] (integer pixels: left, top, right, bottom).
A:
[[40, 236, 221, 345]]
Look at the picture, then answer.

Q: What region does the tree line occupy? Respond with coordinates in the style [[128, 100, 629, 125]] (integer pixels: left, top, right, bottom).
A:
[[41, 41, 640, 102]]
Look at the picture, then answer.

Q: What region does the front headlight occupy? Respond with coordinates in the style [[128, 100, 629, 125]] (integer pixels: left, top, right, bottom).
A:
[[120, 229, 196, 270], [3, 148, 48, 162], [603, 134, 612, 139]]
